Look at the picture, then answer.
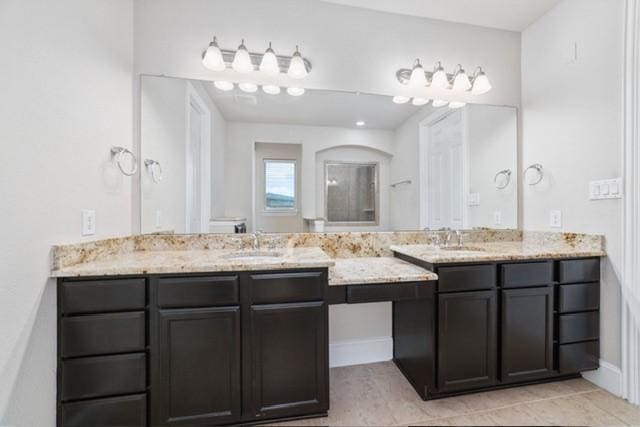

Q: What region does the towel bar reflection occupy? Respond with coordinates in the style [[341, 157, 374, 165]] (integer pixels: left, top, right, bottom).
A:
[[391, 180, 412, 188], [524, 164, 544, 186], [494, 169, 512, 189], [145, 159, 163, 183], [110, 146, 138, 176]]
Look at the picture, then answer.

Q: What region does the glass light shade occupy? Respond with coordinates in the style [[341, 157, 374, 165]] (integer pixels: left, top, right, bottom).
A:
[[287, 87, 305, 97], [409, 60, 428, 88], [260, 43, 280, 76], [238, 82, 258, 93], [432, 99, 448, 107], [471, 72, 492, 95], [232, 40, 253, 74], [449, 101, 467, 109], [412, 97, 430, 106], [452, 67, 472, 92], [262, 84, 281, 95], [392, 95, 410, 104], [213, 81, 234, 91], [287, 47, 308, 79], [431, 63, 449, 89], [202, 38, 226, 71]]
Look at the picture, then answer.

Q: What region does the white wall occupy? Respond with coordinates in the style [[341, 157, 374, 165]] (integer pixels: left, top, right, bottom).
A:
[[0, 0, 134, 424], [522, 0, 625, 367], [134, 0, 521, 107], [224, 122, 394, 231]]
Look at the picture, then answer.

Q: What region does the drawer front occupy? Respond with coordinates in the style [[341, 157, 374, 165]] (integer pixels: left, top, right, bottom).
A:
[[500, 262, 554, 288], [61, 354, 146, 401], [346, 282, 433, 304], [559, 341, 599, 374], [559, 312, 600, 344], [437, 264, 496, 293], [62, 394, 146, 427], [158, 276, 239, 308], [559, 259, 600, 283], [250, 271, 326, 304], [61, 279, 145, 314], [559, 283, 600, 313], [62, 312, 145, 358]]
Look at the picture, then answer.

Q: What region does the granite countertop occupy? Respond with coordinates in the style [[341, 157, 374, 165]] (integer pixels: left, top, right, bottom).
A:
[[328, 257, 438, 286], [391, 241, 607, 264], [51, 247, 334, 278]]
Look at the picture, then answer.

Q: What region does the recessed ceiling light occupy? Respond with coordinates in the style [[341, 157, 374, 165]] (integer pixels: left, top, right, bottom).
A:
[[355, 121, 365, 127], [392, 96, 410, 104], [214, 81, 234, 91]]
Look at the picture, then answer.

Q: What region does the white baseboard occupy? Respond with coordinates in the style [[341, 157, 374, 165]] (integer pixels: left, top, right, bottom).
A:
[[329, 337, 393, 368], [582, 359, 622, 396]]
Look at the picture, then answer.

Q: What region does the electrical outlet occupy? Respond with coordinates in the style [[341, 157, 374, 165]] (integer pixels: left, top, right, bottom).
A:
[[155, 210, 163, 229], [550, 210, 562, 228], [590, 178, 623, 200], [493, 211, 502, 225], [82, 210, 96, 236], [468, 193, 480, 206]]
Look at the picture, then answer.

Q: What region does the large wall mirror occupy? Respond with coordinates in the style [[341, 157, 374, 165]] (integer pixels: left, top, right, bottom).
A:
[[140, 75, 518, 234]]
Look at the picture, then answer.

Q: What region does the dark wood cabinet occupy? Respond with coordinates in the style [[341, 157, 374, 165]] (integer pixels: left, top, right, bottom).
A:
[[501, 286, 554, 383], [154, 306, 241, 426], [249, 301, 329, 420], [437, 290, 497, 392]]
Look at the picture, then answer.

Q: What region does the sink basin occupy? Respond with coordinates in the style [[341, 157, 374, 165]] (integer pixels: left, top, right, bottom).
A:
[[439, 246, 486, 252], [221, 251, 284, 261]]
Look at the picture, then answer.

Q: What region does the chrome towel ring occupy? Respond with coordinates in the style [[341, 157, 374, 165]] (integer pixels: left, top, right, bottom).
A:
[[111, 146, 138, 176], [494, 169, 512, 190], [524, 163, 544, 186], [144, 159, 163, 183]]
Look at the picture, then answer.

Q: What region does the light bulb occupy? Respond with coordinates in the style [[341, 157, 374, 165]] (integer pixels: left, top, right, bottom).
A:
[[355, 121, 365, 127], [259, 42, 280, 76], [287, 87, 305, 97], [408, 59, 428, 88], [432, 99, 448, 107], [287, 46, 308, 79], [452, 65, 472, 92], [412, 97, 430, 106], [232, 39, 253, 74], [238, 82, 258, 93], [392, 96, 410, 104], [262, 84, 281, 95], [202, 37, 226, 71], [431, 62, 449, 89], [214, 81, 234, 91], [471, 69, 492, 95], [449, 101, 467, 109]]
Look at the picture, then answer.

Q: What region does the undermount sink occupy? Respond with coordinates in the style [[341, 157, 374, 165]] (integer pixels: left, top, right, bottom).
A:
[[438, 246, 486, 252], [221, 251, 284, 260]]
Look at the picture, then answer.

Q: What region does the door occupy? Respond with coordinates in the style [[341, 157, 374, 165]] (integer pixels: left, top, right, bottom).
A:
[[501, 287, 554, 383], [155, 307, 241, 426], [428, 111, 464, 230], [437, 290, 497, 392], [249, 301, 328, 420]]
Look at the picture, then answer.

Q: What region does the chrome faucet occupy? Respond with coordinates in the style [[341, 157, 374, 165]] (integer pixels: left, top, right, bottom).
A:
[[443, 229, 464, 249], [455, 230, 464, 248], [252, 230, 263, 250]]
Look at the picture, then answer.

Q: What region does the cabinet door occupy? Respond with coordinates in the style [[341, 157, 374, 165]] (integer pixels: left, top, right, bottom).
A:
[[155, 307, 241, 426], [437, 290, 497, 392], [249, 301, 328, 420], [501, 287, 554, 383]]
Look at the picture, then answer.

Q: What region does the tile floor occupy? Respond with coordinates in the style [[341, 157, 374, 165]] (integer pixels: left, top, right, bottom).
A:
[[270, 362, 640, 426]]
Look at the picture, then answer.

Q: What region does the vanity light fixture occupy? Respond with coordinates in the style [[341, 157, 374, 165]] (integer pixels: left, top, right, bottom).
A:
[[262, 84, 281, 95], [288, 46, 308, 79], [409, 59, 428, 88], [214, 81, 234, 91], [452, 64, 472, 92], [449, 101, 467, 109], [471, 67, 492, 95], [432, 99, 448, 107], [412, 97, 430, 106], [202, 37, 226, 71], [232, 39, 254, 74], [238, 82, 258, 93], [259, 42, 280, 76], [392, 95, 411, 104], [287, 87, 305, 97], [431, 62, 449, 89]]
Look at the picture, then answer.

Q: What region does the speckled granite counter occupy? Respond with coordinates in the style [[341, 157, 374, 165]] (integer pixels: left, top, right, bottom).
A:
[[391, 241, 606, 265], [328, 257, 437, 286], [51, 247, 334, 278]]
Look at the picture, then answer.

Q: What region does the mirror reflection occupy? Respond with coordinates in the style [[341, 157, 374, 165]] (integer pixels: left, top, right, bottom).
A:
[[140, 75, 517, 234]]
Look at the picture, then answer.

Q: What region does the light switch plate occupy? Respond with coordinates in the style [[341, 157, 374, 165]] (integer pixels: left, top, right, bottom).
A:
[[493, 211, 502, 226], [155, 210, 163, 229], [590, 178, 623, 200], [550, 210, 562, 228], [82, 210, 96, 236], [468, 193, 481, 206]]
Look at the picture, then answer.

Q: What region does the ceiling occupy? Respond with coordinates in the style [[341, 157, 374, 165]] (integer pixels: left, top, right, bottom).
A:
[[204, 84, 426, 131], [320, 0, 562, 32]]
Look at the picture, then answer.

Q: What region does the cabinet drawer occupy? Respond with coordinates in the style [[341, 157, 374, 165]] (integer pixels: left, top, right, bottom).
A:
[[158, 276, 239, 308], [346, 282, 433, 304], [559, 341, 599, 373], [437, 265, 496, 292], [559, 259, 600, 283], [61, 353, 146, 401], [250, 271, 326, 304], [62, 312, 145, 358], [61, 279, 145, 314], [500, 262, 554, 288], [559, 283, 600, 313], [62, 394, 146, 427], [559, 312, 599, 344]]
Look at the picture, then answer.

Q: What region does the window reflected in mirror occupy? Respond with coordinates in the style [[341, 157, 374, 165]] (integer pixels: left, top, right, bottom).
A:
[[325, 162, 378, 225], [264, 160, 296, 211]]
